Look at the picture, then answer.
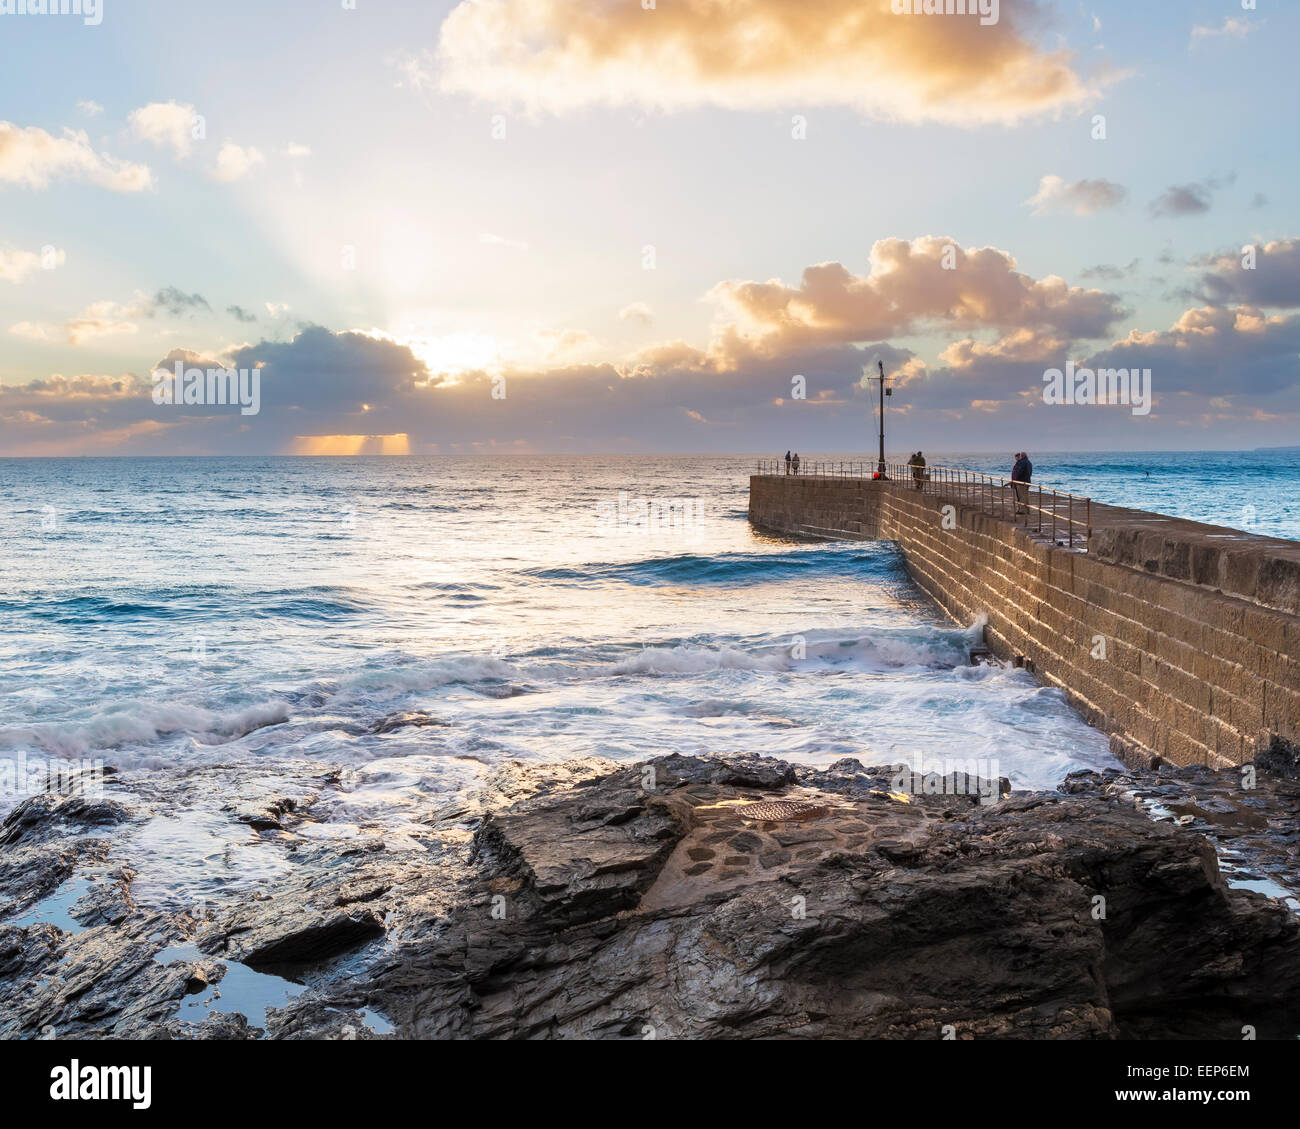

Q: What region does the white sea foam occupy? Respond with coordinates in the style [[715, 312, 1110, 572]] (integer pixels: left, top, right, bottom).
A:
[[0, 699, 289, 756]]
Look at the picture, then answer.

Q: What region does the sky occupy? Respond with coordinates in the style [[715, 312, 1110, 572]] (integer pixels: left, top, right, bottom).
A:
[[0, 0, 1297, 456]]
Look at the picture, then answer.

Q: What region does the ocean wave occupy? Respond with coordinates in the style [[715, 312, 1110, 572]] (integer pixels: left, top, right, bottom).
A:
[[23, 595, 177, 622], [13, 586, 375, 626], [0, 699, 289, 757], [0, 621, 984, 757], [524, 546, 901, 588], [332, 621, 979, 699], [259, 596, 372, 620]]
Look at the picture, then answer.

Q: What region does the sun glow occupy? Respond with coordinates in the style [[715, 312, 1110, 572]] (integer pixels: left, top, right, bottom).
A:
[[289, 433, 411, 455], [404, 332, 507, 378]]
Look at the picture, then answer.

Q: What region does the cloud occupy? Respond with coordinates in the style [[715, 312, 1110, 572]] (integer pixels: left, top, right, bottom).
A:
[[619, 301, 654, 325], [128, 101, 199, 158], [0, 373, 176, 457], [283, 142, 311, 158], [9, 321, 55, 342], [706, 235, 1127, 361], [1196, 238, 1300, 308], [213, 142, 264, 182], [430, 0, 1106, 126], [0, 122, 153, 191], [13, 287, 212, 344], [0, 372, 148, 405], [76, 100, 103, 116], [265, 301, 290, 318], [887, 303, 1300, 423], [1149, 177, 1231, 218], [5, 291, 1295, 456], [1080, 260, 1139, 281], [536, 327, 597, 361], [222, 327, 428, 417], [1081, 305, 1300, 398], [4, 235, 1293, 455], [65, 297, 150, 345], [153, 286, 210, 315], [1190, 17, 1253, 46], [1026, 174, 1126, 216], [227, 304, 258, 323], [0, 244, 64, 283]]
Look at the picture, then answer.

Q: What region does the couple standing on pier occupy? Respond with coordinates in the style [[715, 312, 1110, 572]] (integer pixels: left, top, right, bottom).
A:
[[784, 451, 801, 474], [908, 451, 927, 490]]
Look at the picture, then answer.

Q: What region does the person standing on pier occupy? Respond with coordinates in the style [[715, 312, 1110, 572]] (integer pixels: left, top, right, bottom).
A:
[[1011, 451, 1032, 514], [911, 451, 927, 491], [785, 450, 792, 474], [792, 452, 801, 475]]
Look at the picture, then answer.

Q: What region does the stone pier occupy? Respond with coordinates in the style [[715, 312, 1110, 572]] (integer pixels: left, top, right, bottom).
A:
[[749, 473, 1300, 772]]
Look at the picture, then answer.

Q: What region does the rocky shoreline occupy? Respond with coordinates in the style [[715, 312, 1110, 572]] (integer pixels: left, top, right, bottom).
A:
[[2, 751, 1299, 1040]]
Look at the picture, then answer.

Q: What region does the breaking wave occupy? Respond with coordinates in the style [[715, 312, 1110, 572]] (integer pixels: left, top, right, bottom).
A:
[[0, 700, 289, 757], [525, 546, 902, 587]]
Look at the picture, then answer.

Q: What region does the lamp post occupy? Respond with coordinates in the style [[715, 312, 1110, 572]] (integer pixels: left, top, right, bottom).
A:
[[874, 359, 892, 478]]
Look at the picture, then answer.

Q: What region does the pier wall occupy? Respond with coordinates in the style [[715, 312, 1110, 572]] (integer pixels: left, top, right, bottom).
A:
[[749, 474, 1300, 772]]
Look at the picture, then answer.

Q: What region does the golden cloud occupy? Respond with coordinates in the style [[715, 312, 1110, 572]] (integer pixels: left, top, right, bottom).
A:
[[707, 236, 1126, 359], [0, 122, 153, 192], [434, 0, 1103, 125]]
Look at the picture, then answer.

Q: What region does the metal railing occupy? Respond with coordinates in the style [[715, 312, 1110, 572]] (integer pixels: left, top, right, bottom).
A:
[[755, 458, 1092, 549]]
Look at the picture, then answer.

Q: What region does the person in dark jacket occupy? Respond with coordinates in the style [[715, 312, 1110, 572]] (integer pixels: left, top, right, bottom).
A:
[[1011, 451, 1032, 514], [785, 450, 792, 475], [910, 451, 927, 490]]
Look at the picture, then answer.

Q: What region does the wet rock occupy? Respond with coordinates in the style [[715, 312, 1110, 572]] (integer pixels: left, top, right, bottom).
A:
[[0, 794, 134, 847], [1061, 763, 1300, 916], [182, 960, 226, 995], [0, 843, 83, 920], [368, 755, 1300, 1039], [648, 752, 796, 790], [70, 867, 136, 927], [198, 853, 391, 967], [3, 752, 1300, 1041], [368, 710, 451, 735], [771, 828, 836, 847], [1258, 735, 1300, 780], [264, 1001, 391, 1040], [475, 769, 685, 925], [230, 797, 298, 832], [169, 1011, 263, 1040], [222, 907, 386, 967], [0, 910, 191, 1039]]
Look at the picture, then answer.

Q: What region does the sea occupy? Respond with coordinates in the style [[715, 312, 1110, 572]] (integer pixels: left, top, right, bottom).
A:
[[1, 449, 1297, 909]]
